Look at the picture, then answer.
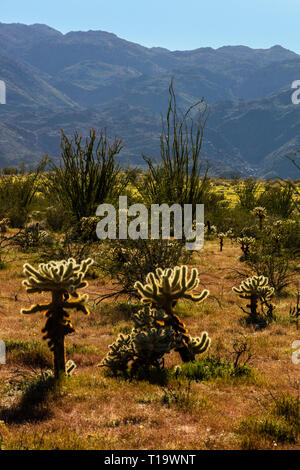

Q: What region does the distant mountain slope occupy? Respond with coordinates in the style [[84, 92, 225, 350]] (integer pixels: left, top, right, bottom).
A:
[[208, 89, 300, 177], [0, 55, 77, 108], [0, 22, 300, 178]]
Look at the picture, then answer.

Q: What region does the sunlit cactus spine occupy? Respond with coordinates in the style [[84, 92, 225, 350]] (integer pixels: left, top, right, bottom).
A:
[[252, 206, 267, 230], [21, 257, 93, 378], [134, 265, 210, 362], [233, 275, 275, 324]]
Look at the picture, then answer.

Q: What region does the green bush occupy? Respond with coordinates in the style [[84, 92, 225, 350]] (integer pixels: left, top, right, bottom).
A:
[[174, 356, 253, 382]]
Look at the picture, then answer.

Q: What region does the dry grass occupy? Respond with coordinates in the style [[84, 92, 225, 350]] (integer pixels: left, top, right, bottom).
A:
[[0, 240, 299, 450]]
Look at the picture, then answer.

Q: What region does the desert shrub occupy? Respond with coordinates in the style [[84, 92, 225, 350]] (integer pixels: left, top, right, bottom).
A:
[[212, 206, 255, 239], [270, 218, 299, 257], [247, 254, 294, 295], [233, 178, 261, 211], [238, 393, 300, 448], [257, 183, 295, 218], [0, 159, 46, 227], [245, 221, 298, 294], [160, 380, 209, 411], [14, 225, 54, 251], [45, 205, 68, 232], [79, 216, 100, 241], [36, 231, 95, 264], [96, 238, 190, 300]]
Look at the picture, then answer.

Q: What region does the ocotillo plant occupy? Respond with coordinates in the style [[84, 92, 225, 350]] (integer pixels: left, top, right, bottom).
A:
[[233, 275, 275, 325], [252, 206, 267, 230], [21, 257, 93, 377], [134, 265, 210, 362]]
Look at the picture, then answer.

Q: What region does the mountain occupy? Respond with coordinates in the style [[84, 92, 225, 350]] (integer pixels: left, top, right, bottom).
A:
[[0, 22, 300, 178]]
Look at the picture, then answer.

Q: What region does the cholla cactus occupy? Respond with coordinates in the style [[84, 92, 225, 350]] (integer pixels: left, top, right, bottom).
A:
[[134, 266, 210, 362], [237, 236, 255, 260], [252, 206, 267, 230], [233, 275, 275, 324], [100, 303, 210, 375], [21, 257, 93, 377], [218, 232, 226, 252], [225, 228, 234, 239], [101, 333, 135, 373], [80, 216, 100, 241], [204, 224, 217, 239], [0, 218, 10, 234]]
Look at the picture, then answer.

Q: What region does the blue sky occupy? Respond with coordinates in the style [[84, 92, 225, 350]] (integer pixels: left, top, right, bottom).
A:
[[1, 0, 299, 53]]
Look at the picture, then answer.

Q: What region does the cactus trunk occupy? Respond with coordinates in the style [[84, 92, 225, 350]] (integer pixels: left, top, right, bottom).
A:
[[165, 305, 195, 363], [53, 335, 66, 378], [52, 291, 66, 377], [250, 294, 258, 322]]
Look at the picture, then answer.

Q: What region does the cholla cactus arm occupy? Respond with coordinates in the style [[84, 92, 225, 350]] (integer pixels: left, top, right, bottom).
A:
[[21, 258, 93, 377], [132, 307, 167, 329], [189, 332, 211, 355], [132, 327, 177, 368], [21, 303, 52, 314]]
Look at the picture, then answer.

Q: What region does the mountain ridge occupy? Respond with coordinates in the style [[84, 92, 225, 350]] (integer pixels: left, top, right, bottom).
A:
[[0, 22, 300, 178]]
